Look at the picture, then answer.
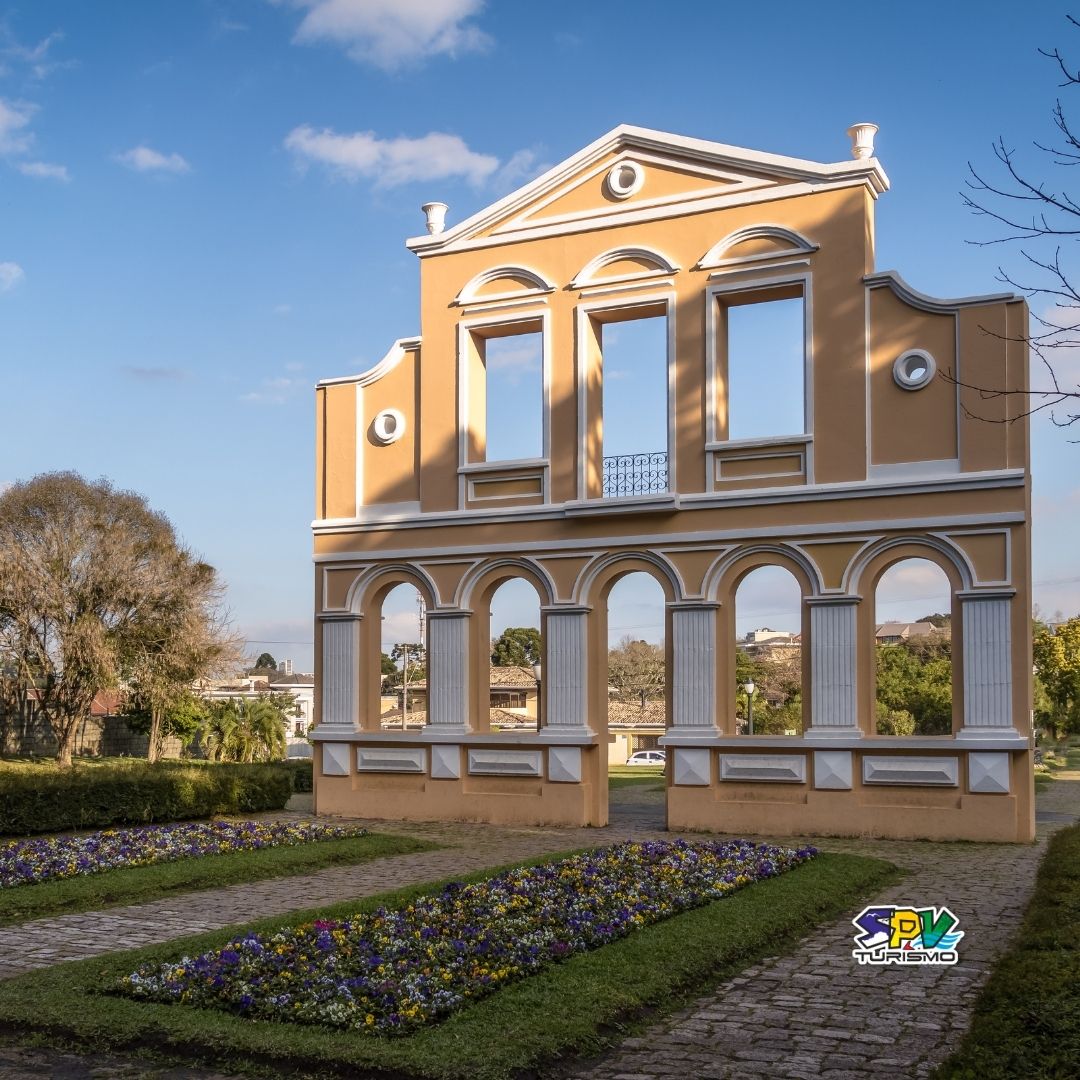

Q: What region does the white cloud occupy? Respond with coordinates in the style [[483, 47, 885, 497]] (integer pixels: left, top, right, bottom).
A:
[[0, 98, 33, 155], [16, 160, 68, 181], [283, 0, 490, 71], [120, 365, 190, 382], [0, 28, 72, 81], [491, 147, 550, 195], [115, 145, 191, 174], [242, 374, 306, 405], [284, 125, 497, 187], [0, 262, 25, 292]]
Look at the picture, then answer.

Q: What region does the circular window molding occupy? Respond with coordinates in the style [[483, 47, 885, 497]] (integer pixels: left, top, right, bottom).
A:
[[892, 349, 937, 390], [371, 408, 406, 445], [605, 160, 645, 200]]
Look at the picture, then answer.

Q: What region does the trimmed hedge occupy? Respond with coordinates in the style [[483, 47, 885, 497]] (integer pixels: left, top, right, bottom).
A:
[[0, 761, 293, 836], [281, 759, 313, 792]]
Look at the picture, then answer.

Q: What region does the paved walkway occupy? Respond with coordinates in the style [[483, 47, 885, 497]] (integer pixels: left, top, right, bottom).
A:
[[0, 769, 1075, 1078]]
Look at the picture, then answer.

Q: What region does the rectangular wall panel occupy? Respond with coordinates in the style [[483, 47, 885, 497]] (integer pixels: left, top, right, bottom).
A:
[[321, 617, 360, 728], [428, 613, 470, 728], [545, 610, 589, 729], [809, 601, 858, 729], [671, 606, 717, 729], [962, 596, 1013, 729]]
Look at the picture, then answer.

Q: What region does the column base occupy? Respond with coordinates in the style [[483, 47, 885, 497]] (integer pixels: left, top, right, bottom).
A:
[[537, 725, 594, 741], [956, 727, 1029, 744], [659, 728, 723, 745], [804, 727, 864, 741]]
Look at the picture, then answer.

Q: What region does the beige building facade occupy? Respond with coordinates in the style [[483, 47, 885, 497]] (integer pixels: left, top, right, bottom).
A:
[[312, 124, 1034, 842]]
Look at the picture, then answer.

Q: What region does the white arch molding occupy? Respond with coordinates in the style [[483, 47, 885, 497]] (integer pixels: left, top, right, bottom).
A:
[[702, 542, 825, 601], [455, 556, 558, 609], [571, 245, 680, 289], [455, 265, 556, 306], [697, 224, 819, 270], [573, 548, 685, 606]]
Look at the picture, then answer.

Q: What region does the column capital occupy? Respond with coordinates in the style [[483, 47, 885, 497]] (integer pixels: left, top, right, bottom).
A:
[[805, 594, 861, 607], [319, 611, 362, 623], [541, 604, 592, 616], [956, 588, 1016, 602], [427, 608, 472, 620], [667, 600, 721, 612]]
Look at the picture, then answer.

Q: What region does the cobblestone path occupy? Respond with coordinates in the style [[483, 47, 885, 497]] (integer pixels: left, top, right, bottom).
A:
[[0, 768, 1075, 1078]]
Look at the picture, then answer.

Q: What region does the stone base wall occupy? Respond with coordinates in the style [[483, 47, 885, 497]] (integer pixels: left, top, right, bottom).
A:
[[313, 735, 607, 826], [662, 743, 1034, 843], [0, 712, 187, 760]]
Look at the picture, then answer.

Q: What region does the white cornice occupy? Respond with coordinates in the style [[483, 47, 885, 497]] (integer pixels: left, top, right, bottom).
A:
[[317, 336, 421, 389], [865, 270, 1023, 313], [405, 125, 890, 257], [312, 469, 1026, 535]]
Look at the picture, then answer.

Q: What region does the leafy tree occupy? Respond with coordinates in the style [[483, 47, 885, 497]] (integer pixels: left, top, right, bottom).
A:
[[387, 643, 425, 688], [917, 613, 951, 629], [876, 641, 953, 735], [381, 652, 398, 677], [124, 690, 209, 754], [491, 627, 541, 667], [608, 637, 665, 702], [124, 561, 239, 762], [0, 472, 230, 767], [1033, 617, 1080, 738], [875, 700, 917, 736], [252, 652, 277, 672]]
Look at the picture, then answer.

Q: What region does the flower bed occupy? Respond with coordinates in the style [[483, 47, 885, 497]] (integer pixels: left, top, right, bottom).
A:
[[1, 821, 366, 889], [120, 838, 815, 1034]]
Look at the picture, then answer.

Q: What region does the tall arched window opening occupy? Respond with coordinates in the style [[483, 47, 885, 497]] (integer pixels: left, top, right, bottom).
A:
[[873, 559, 954, 736], [380, 583, 428, 729], [606, 572, 667, 756], [488, 578, 542, 730], [734, 566, 805, 734]]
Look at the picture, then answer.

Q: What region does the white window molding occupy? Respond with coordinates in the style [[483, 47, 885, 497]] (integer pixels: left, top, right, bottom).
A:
[[457, 309, 552, 507], [705, 272, 814, 488], [371, 408, 406, 445], [605, 159, 645, 199], [893, 349, 937, 390], [573, 291, 677, 501]]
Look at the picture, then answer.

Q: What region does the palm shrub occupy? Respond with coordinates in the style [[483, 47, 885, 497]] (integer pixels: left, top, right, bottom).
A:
[[201, 695, 288, 763]]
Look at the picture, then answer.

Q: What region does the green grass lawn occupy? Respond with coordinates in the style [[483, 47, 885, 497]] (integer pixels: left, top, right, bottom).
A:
[[0, 832, 435, 926], [608, 764, 665, 789], [935, 823, 1080, 1079], [0, 847, 898, 1080], [1033, 744, 1080, 788]]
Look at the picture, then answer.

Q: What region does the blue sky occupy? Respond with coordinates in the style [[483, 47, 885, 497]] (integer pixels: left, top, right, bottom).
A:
[[2, 1, 1077, 670]]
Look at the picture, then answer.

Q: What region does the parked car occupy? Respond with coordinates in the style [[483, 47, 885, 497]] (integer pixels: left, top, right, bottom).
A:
[[625, 750, 666, 767]]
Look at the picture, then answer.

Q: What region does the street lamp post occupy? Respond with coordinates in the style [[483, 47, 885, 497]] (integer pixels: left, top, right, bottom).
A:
[[532, 662, 542, 732], [743, 679, 756, 735]]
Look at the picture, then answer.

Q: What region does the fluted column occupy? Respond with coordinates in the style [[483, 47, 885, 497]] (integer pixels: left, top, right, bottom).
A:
[[427, 611, 470, 732], [319, 614, 361, 730], [669, 603, 719, 735], [540, 606, 591, 736], [806, 597, 861, 738], [959, 591, 1017, 738]]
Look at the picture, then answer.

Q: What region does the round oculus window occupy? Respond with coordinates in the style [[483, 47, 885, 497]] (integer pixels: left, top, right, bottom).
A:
[[605, 160, 645, 199], [892, 350, 936, 390], [372, 408, 406, 445]]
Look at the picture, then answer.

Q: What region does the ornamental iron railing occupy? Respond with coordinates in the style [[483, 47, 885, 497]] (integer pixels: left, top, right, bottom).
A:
[[602, 452, 669, 498]]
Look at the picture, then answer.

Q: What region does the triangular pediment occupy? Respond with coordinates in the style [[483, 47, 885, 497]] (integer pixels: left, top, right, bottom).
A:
[[483, 151, 779, 238], [406, 126, 889, 256]]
